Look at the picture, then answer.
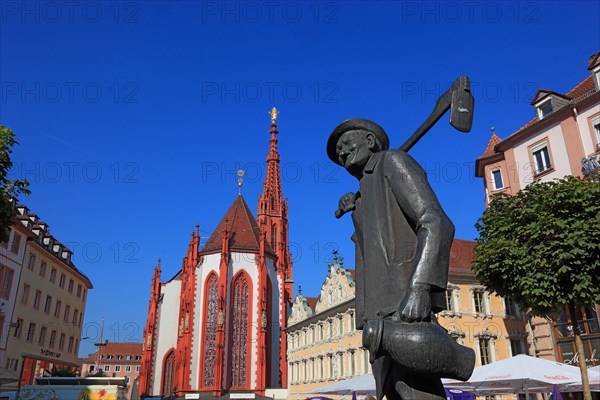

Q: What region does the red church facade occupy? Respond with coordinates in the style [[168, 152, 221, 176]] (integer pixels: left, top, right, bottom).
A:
[[139, 110, 293, 398]]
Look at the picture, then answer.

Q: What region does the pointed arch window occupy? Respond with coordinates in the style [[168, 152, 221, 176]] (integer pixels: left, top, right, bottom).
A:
[[271, 224, 277, 250], [230, 273, 249, 387], [162, 351, 176, 396], [203, 274, 219, 387]]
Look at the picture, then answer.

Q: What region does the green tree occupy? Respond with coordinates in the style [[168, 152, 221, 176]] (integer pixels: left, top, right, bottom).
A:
[[0, 124, 30, 242], [474, 175, 600, 400]]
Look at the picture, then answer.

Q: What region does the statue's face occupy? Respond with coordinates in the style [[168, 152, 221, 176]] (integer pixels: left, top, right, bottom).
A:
[[336, 130, 373, 178]]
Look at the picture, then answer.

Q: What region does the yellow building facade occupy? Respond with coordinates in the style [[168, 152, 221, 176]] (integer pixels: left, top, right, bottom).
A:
[[286, 240, 532, 399]]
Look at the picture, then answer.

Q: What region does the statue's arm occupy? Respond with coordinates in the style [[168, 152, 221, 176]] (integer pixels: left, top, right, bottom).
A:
[[384, 150, 454, 321]]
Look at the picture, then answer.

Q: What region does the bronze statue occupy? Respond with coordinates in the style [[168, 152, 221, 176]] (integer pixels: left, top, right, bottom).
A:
[[328, 77, 476, 400]]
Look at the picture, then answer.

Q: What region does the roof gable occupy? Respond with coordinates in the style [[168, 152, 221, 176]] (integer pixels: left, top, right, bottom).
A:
[[200, 195, 272, 255]]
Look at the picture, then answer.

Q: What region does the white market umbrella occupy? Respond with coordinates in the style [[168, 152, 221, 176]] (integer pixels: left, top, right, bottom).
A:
[[306, 374, 376, 395], [466, 355, 581, 398], [562, 365, 600, 392]]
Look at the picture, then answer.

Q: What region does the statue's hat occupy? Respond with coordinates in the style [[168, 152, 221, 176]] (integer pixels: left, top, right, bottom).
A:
[[327, 118, 390, 165]]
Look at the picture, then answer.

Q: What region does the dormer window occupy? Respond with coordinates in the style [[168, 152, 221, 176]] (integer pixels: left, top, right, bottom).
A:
[[537, 100, 553, 119]]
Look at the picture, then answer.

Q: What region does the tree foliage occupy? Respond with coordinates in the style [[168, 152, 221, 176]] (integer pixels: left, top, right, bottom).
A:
[[0, 124, 30, 242], [473, 175, 600, 316]]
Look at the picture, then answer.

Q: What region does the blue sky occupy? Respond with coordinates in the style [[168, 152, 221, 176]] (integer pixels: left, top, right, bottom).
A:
[[1, 1, 598, 357]]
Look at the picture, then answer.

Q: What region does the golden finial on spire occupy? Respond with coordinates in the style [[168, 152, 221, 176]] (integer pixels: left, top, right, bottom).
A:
[[270, 107, 279, 124]]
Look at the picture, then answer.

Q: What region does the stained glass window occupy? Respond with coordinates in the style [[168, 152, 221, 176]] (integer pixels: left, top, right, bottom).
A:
[[230, 273, 249, 387], [203, 274, 219, 387], [162, 351, 176, 396]]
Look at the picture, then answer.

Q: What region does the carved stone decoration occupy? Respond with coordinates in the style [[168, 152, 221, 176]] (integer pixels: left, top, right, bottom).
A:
[[315, 258, 355, 313], [261, 310, 268, 328]]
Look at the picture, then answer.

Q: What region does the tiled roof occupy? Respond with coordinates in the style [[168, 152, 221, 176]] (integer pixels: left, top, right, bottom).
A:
[[448, 239, 476, 277], [493, 75, 596, 148], [80, 342, 143, 363], [200, 195, 273, 255], [566, 75, 595, 99], [478, 133, 502, 159]]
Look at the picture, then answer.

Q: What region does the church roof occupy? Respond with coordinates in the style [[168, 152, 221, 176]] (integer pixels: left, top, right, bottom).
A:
[[200, 195, 273, 255]]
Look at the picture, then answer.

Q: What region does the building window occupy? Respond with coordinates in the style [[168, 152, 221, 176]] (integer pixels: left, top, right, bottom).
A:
[[479, 338, 492, 365], [10, 233, 21, 254], [473, 291, 486, 314], [115, 365, 121, 372], [505, 297, 519, 317], [33, 290, 41, 309], [537, 100, 553, 119], [230, 273, 249, 387], [0, 266, 14, 299], [54, 300, 62, 318], [49, 267, 57, 283], [510, 338, 527, 356], [162, 351, 175, 395], [64, 305, 70, 322], [77, 284, 82, 298], [27, 254, 36, 270], [44, 295, 52, 313], [26, 322, 36, 342], [126, 355, 131, 360], [13, 318, 23, 339], [125, 365, 131, 372], [136, 365, 140, 372], [67, 336, 74, 353], [491, 169, 504, 190], [49, 330, 57, 348], [445, 289, 455, 311], [39, 261, 47, 277], [38, 326, 47, 345], [21, 284, 30, 304], [59, 333, 65, 350], [592, 116, 600, 147], [68, 279, 74, 294], [531, 142, 552, 174], [202, 274, 219, 387], [104, 365, 110, 372], [59, 273, 65, 288], [72, 309, 79, 325]]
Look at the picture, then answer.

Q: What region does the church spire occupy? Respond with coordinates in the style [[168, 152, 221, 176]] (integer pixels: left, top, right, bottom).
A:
[[259, 107, 283, 214], [257, 107, 293, 387]]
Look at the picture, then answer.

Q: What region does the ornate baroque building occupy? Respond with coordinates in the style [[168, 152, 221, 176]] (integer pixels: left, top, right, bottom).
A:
[[475, 51, 600, 367], [139, 109, 293, 398], [286, 240, 532, 399]]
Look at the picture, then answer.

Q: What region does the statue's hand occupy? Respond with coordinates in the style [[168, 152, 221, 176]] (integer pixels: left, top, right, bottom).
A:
[[399, 283, 432, 322], [335, 192, 357, 218]]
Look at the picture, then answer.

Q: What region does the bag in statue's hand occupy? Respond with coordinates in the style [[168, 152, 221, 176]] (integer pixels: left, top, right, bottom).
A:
[[362, 318, 475, 381]]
